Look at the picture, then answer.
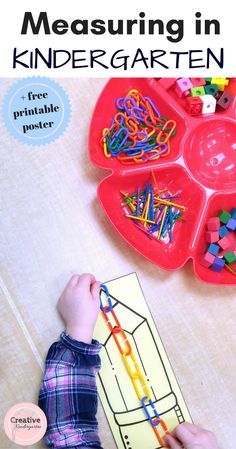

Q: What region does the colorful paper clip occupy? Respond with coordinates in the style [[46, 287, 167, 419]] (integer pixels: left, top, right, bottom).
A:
[[100, 284, 113, 312], [99, 285, 171, 446], [101, 90, 177, 164], [141, 396, 160, 426]]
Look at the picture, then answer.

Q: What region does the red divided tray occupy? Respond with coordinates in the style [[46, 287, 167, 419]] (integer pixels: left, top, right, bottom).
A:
[[89, 78, 236, 285]]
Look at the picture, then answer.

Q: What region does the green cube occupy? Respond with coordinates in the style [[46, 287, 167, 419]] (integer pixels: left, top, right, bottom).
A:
[[204, 84, 218, 96], [191, 86, 205, 96], [218, 210, 231, 224], [223, 252, 236, 264], [205, 78, 212, 84]]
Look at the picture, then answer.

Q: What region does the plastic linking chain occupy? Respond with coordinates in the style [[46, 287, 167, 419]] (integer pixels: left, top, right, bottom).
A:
[[100, 284, 170, 448], [101, 89, 176, 164]]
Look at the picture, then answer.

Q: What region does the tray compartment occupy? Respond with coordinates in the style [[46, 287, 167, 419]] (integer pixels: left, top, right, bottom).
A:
[[194, 191, 236, 285], [98, 165, 205, 270], [89, 78, 188, 172]]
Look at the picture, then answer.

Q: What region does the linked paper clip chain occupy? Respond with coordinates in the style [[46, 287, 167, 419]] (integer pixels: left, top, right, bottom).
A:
[[101, 89, 176, 164], [100, 284, 170, 448]]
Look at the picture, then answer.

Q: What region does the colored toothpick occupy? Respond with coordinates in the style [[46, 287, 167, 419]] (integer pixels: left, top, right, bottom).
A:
[[121, 177, 186, 243]]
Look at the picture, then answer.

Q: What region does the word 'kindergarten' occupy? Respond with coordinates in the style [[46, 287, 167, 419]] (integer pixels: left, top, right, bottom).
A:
[[13, 48, 224, 70]]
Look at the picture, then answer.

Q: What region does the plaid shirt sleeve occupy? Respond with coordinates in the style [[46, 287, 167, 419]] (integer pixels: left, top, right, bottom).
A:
[[38, 331, 104, 449]]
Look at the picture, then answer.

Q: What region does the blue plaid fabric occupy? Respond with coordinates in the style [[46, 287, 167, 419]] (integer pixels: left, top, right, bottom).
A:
[[38, 332, 103, 448]]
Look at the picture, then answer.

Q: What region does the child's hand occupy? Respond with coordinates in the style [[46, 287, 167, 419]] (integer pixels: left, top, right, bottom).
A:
[[57, 274, 101, 344], [165, 423, 219, 449]]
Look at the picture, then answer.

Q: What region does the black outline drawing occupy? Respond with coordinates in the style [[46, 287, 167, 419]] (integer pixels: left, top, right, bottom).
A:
[[98, 282, 190, 449]]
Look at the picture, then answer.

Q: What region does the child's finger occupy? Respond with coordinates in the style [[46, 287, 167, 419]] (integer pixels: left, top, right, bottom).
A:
[[68, 274, 80, 287], [173, 423, 195, 446], [173, 422, 201, 435], [78, 273, 96, 288], [164, 434, 183, 449], [90, 281, 101, 301]]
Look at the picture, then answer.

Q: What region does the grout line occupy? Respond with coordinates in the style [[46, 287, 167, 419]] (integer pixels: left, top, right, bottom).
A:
[[0, 275, 44, 371]]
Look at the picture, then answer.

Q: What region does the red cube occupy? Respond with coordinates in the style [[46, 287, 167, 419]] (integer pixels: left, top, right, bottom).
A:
[[190, 78, 206, 87], [206, 231, 219, 243], [207, 217, 220, 231], [201, 252, 215, 268], [218, 236, 231, 250], [186, 96, 203, 116]]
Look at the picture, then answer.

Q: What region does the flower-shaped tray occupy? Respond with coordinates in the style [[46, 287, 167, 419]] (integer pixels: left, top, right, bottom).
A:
[[89, 78, 236, 285]]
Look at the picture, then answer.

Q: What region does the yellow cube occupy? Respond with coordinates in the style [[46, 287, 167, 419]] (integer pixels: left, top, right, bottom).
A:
[[211, 77, 229, 91]]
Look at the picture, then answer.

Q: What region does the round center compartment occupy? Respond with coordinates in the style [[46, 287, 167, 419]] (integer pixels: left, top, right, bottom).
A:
[[184, 119, 236, 190]]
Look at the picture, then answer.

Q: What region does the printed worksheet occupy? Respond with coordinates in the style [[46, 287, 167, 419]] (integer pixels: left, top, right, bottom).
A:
[[95, 273, 192, 449]]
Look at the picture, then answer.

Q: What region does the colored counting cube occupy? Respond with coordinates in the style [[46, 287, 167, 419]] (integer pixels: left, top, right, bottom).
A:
[[230, 208, 236, 220], [207, 217, 220, 231], [190, 78, 206, 87], [218, 210, 231, 224], [211, 77, 229, 91], [223, 252, 236, 264], [186, 96, 203, 116], [211, 257, 225, 272], [219, 225, 229, 238], [201, 252, 215, 268], [201, 95, 216, 114], [205, 78, 212, 84], [218, 236, 231, 250], [202, 207, 236, 275], [204, 84, 218, 96], [217, 92, 233, 110], [190, 86, 205, 97], [206, 230, 219, 243], [207, 243, 220, 256], [226, 218, 236, 231], [175, 78, 193, 97], [215, 92, 222, 101]]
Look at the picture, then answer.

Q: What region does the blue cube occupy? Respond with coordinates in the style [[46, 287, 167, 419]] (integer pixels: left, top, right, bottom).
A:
[[230, 208, 236, 220], [219, 225, 229, 238], [227, 218, 236, 231], [211, 257, 225, 272], [207, 243, 220, 256]]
